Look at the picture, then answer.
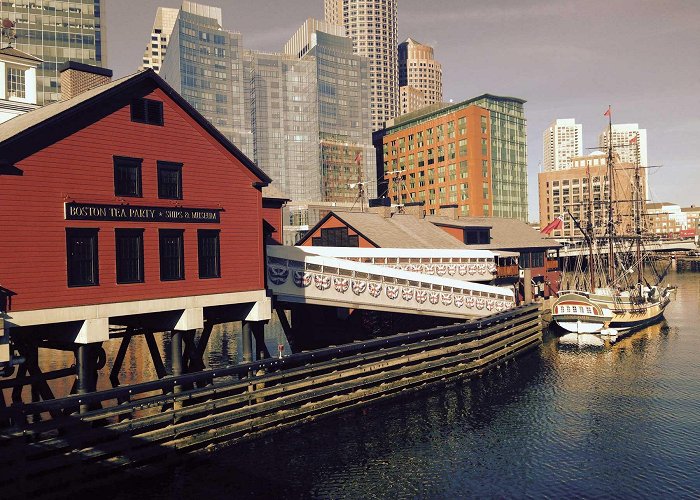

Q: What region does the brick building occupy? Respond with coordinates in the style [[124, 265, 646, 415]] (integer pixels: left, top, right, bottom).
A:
[[373, 104, 493, 217]]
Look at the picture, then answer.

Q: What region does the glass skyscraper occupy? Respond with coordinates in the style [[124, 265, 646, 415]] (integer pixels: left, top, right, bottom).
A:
[[469, 95, 528, 221], [285, 19, 375, 202], [0, 0, 106, 105], [324, 0, 398, 132], [159, 3, 375, 204]]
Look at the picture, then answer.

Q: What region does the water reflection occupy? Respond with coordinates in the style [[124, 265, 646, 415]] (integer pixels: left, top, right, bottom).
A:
[[3, 316, 292, 406], [9, 272, 700, 498], [113, 271, 700, 498]]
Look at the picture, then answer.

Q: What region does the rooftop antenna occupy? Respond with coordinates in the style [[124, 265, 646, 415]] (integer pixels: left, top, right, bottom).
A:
[[1, 19, 16, 48], [349, 150, 366, 212]]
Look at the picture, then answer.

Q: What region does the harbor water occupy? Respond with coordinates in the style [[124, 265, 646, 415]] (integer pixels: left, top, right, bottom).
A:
[[76, 271, 700, 497]]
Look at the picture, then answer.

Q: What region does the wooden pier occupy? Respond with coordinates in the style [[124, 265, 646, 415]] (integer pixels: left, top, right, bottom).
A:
[[0, 304, 541, 498]]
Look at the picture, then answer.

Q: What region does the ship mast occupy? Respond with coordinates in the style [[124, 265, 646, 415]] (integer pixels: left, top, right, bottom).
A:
[[606, 106, 615, 283], [586, 163, 595, 293], [633, 132, 643, 285]]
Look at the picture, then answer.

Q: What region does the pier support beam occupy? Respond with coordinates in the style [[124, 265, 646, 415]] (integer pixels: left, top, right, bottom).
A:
[[252, 321, 270, 360], [241, 321, 253, 363], [76, 344, 96, 414], [171, 330, 183, 412], [171, 330, 183, 378]]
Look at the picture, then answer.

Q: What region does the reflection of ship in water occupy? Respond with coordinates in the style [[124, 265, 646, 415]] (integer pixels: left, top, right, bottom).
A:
[[546, 317, 670, 367]]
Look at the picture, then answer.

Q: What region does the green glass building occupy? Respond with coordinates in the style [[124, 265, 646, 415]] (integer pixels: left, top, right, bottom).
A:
[[0, 0, 106, 105], [375, 94, 529, 222], [469, 95, 528, 221]]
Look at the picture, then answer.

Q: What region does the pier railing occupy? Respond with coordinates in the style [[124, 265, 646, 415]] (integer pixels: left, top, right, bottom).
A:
[[0, 304, 541, 497]]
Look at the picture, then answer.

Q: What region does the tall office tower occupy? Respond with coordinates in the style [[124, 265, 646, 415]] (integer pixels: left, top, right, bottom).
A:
[[160, 2, 254, 161], [284, 19, 375, 202], [542, 118, 582, 171], [598, 123, 648, 167], [324, 0, 398, 131], [141, 7, 179, 73], [469, 95, 528, 221], [160, 2, 322, 202], [0, 0, 106, 105], [398, 38, 442, 116], [248, 51, 320, 201]]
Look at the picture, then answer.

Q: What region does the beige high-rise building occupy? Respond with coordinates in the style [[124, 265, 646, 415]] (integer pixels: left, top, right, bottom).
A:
[[542, 118, 582, 171], [538, 152, 646, 238], [324, 0, 398, 131], [398, 38, 443, 116], [141, 6, 179, 73]]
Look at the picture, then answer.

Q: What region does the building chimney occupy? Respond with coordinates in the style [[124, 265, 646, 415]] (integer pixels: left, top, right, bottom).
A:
[[59, 61, 112, 100], [438, 204, 459, 220], [402, 201, 425, 219], [368, 205, 392, 218], [367, 197, 393, 218]]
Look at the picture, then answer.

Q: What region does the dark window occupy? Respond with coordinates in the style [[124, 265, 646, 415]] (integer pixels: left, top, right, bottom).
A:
[[198, 230, 220, 278], [519, 251, 544, 269], [520, 252, 530, 268], [157, 161, 183, 199], [464, 229, 490, 245], [311, 227, 359, 247], [159, 229, 184, 281], [114, 156, 142, 197], [66, 228, 99, 287], [115, 229, 144, 284], [130, 98, 164, 126]]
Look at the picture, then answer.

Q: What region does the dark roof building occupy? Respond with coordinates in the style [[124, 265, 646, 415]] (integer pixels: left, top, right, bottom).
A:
[[427, 215, 559, 251], [297, 210, 468, 249]]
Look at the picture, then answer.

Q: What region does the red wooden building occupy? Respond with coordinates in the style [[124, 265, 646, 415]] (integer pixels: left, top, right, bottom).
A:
[[0, 68, 275, 375]]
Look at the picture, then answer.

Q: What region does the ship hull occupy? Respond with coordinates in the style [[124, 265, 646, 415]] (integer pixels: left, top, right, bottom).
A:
[[591, 289, 671, 330], [551, 292, 614, 334], [551, 289, 671, 335]]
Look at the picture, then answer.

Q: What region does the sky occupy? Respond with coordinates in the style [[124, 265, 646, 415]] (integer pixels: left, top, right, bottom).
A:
[[108, 0, 700, 222]]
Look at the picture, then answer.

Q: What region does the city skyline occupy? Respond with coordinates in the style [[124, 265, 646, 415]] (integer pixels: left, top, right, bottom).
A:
[[104, 0, 699, 221]]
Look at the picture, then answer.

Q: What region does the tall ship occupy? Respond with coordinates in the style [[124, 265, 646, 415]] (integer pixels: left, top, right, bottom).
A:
[[551, 108, 674, 340]]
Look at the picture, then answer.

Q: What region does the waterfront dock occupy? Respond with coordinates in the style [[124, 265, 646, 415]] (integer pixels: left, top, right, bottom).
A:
[[0, 304, 541, 497]]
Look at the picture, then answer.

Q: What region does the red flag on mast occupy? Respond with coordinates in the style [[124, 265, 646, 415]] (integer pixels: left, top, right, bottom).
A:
[[603, 106, 611, 117], [540, 214, 564, 235]]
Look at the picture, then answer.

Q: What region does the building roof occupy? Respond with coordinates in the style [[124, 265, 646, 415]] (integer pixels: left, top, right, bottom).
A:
[[681, 206, 700, 213], [0, 46, 42, 63], [401, 37, 423, 46], [380, 93, 527, 134], [299, 211, 468, 249], [426, 215, 492, 229], [647, 202, 676, 210], [262, 185, 290, 201], [428, 216, 560, 250], [0, 68, 271, 184], [59, 60, 113, 78]]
